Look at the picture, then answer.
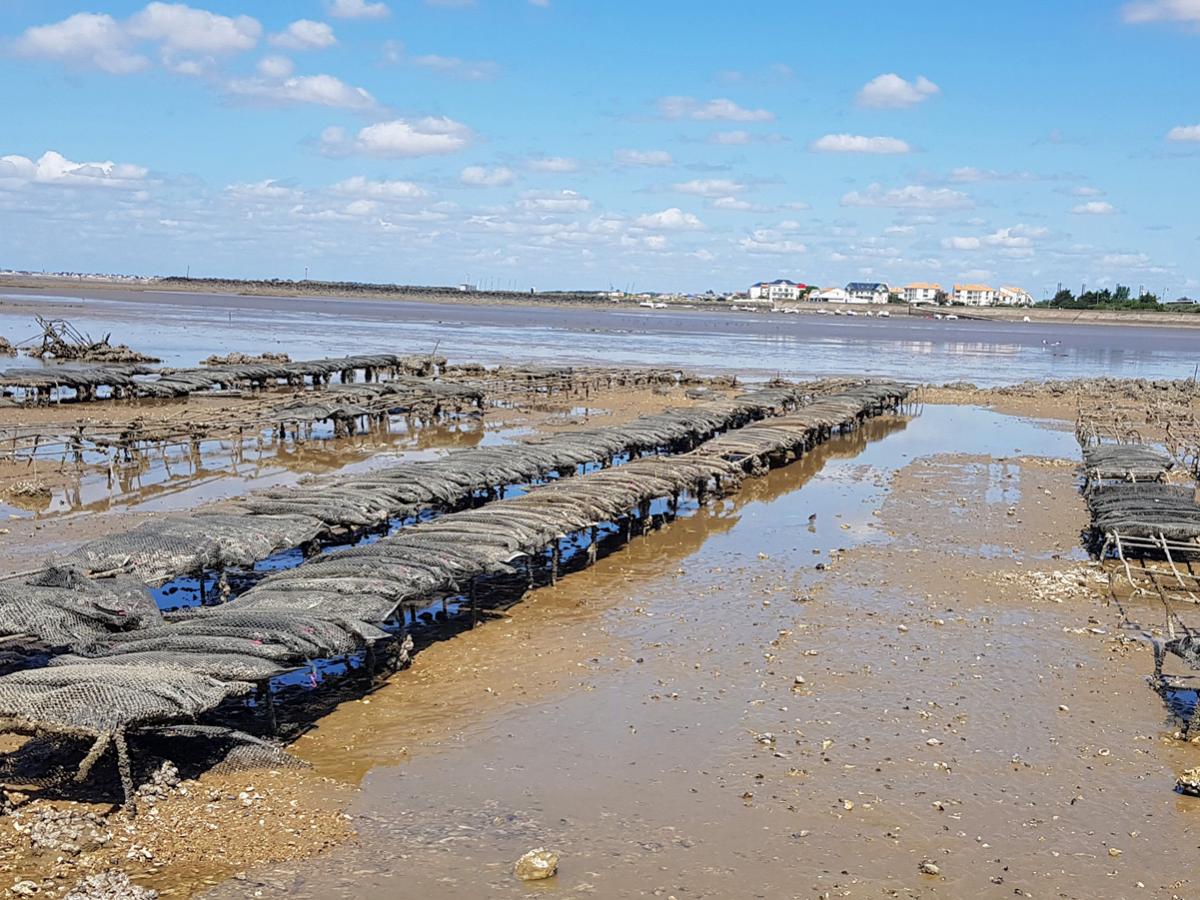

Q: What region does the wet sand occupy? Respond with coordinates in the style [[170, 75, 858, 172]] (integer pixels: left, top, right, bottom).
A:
[[174, 404, 1200, 900], [4, 306, 1200, 898]]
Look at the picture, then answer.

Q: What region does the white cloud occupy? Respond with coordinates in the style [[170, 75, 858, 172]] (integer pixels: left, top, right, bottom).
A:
[[633, 208, 704, 231], [528, 156, 578, 173], [709, 130, 750, 145], [856, 73, 940, 109], [945, 224, 1049, 251], [738, 228, 806, 255], [327, 0, 390, 19], [257, 55, 294, 78], [941, 236, 982, 250], [0, 150, 148, 190], [841, 183, 973, 209], [1071, 201, 1118, 215], [674, 178, 744, 197], [460, 165, 515, 187], [1167, 124, 1200, 141], [348, 118, 472, 157], [1100, 252, 1153, 267], [1123, 0, 1200, 23], [712, 196, 753, 210], [332, 175, 427, 199], [224, 179, 299, 200], [657, 96, 774, 122], [614, 149, 673, 166], [811, 134, 911, 154], [269, 20, 336, 51], [948, 167, 1038, 183], [410, 54, 498, 80], [518, 190, 591, 213], [227, 73, 375, 110], [14, 12, 149, 74], [127, 3, 260, 54]]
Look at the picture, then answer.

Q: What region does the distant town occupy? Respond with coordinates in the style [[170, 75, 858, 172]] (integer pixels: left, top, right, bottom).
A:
[[2, 268, 1196, 314]]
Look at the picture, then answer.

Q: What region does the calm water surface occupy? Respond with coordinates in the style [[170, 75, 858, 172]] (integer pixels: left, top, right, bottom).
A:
[[1, 287, 1197, 385]]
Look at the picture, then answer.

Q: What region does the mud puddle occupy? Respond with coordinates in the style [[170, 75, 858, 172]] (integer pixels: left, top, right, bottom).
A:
[[190, 405, 1192, 900]]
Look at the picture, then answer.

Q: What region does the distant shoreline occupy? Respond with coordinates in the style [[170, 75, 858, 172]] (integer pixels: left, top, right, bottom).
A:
[[4, 274, 1200, 329]]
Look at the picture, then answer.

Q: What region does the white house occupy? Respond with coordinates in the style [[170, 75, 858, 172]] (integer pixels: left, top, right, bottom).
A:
[[845, 282, 890, 304], [903, 282, 941, 304], [953, 283, 997, 306], [811, 287, 855, 304], [997, 286, 1034, 307], [749, 279, 805, 302]]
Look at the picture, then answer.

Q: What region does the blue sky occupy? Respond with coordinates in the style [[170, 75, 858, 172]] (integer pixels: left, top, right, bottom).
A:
[[2, 0, 1198, 296]]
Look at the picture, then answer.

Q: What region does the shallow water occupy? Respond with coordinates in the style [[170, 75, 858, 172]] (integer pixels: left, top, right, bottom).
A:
[[2, 288, 1199, 385], [195, 406, 1100, 900]]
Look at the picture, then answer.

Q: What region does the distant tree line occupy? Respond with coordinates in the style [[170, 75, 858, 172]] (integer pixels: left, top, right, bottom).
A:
[[1040, 284, 1181, 311]]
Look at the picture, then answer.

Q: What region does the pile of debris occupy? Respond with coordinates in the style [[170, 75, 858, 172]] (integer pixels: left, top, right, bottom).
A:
[[200, 351, 291, 367], [26, 317, 159, 365], [0, 336, 14, 357]]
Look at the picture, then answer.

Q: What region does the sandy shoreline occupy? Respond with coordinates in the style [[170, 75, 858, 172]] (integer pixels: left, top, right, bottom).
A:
[[2, 343, 1200, 897]]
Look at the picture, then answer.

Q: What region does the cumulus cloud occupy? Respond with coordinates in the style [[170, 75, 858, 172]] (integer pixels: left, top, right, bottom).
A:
[[1167, 124, 1200, 141], [0, 150, 148, 190], [269, 19, 336, 50], [1122, 0, 1200, 23], [331, 175, 427, 198], [943, 225, 1048, 253], [614, 149, 673, 166], [738, 228, 806, 255], [841, 183, 973, 209], [327, 0, 390, 19], [810, 134, 911, 154], [517, 190, 591, 213], [674, 178, 744, 197], [657, 96, 774, 122], [257, 55, 294, 78], [320, 118, 472, 157], [126, 3, 260, 54], [633, 208, 704, 231], [410, 54, 499, 80], [1071, 200, 1118, 215], [227, 73, 375, 110], [942, 236, 982, 250], [15, 4, 262, 75], [856, 73, 940, 109], [1100, 252, 1153, 267], [527, 156, 578, 173], [460, 165, 515, 187], [13, 12, 149, 74], [224, 179, 299, 200], [948, 167, 1038, 183], [711, 196, 754, 211], [709, 130, 751, 145]]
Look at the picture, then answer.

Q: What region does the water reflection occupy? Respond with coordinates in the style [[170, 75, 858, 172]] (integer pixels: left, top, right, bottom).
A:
[[1, 291, 1197, 386]]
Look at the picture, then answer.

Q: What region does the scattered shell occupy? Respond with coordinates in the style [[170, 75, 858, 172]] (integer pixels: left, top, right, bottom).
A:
[[514, 848, 559, 881]]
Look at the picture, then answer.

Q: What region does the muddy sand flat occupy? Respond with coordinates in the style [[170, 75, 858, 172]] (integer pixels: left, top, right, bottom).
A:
[[3, 377, 1200, 900], [177, 404, 1200, 900]]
